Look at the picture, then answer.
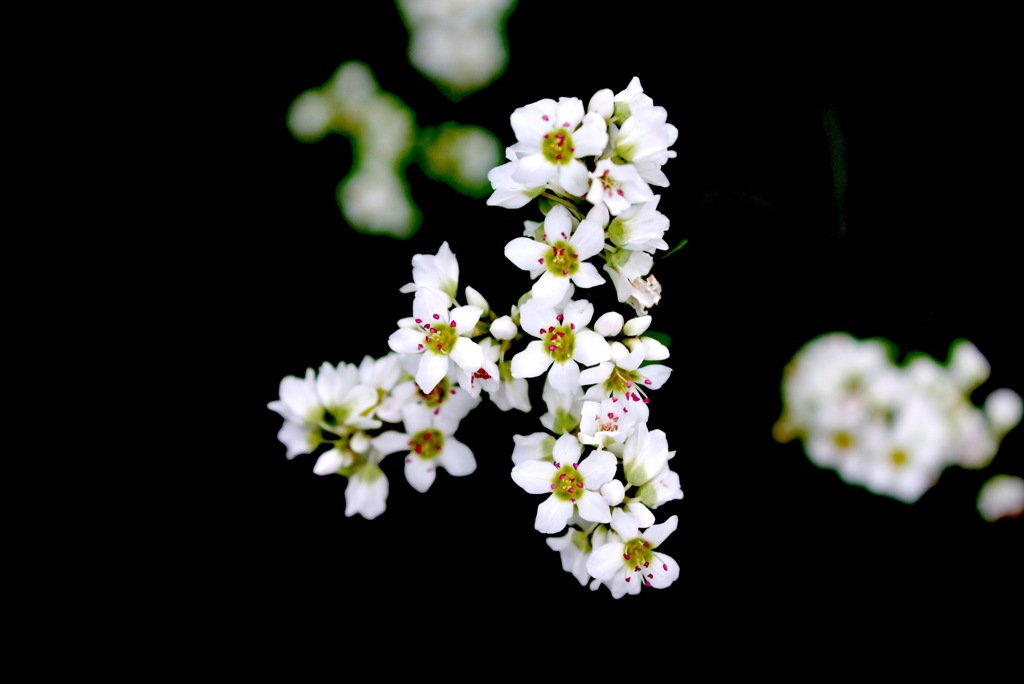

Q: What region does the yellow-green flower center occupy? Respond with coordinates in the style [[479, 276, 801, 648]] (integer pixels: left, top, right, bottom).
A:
[[408, 429, 444, 460], [542, 127, 575, 165], [544, 239, 580, 278], [605, 367, 641, 395], [550, 462, 585, 503], [622, 538, 653, 571], [418, 376, 452, 409], [417, 316, 458, 355], [543, 324, 576, 363]]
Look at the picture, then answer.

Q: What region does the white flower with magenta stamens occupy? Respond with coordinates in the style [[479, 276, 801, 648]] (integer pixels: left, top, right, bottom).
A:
[[586, 508, 680, 599], [504, 204, 606, 309], [399, 240, 460, 306], [371, 403, 476, 493], [585, 158, 654, 216], [511, 433, 616, 533], [388, 286, 483, 394], [509, 97, 608, 197], [510, 297, 611, 395]]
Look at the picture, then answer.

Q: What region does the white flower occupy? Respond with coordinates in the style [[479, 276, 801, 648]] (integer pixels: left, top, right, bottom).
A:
[[585, 158, 654, 216], [268, 362, 383, 459], [607, 195, 670, 253], [511, 431, 556, 466], [985, 388, 1023, 436], [510, 434, 617, 533], [371, 403, 476, 493], [399, 241, 460, 306], [504, 204, 606, 308], [388, 286, 483, 394], [578, 397, 641, 453], [538, 375, 584, 435], [580, 340, 672, 411], [468, 336, 531, 413], [486, 146, 546, 209], [621, 421, 671, 488], [509, 97, 608, 197], [610, 83, 677, 188], [510, 297, 611, 395], [586, 509, 680, 599], [977, 474, 1024, 522], [546, 522, 598, 586], [312, 443, 390, 520], [489, 314, 518, 340]]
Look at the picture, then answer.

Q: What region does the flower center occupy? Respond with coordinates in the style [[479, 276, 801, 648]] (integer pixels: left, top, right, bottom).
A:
[[418, 376, 452, 410], [597, 168, 624, 198], [408, 429, 444, 460], [622, 537, 667, 587], [418, 316, 458, 355], [543, 324, 576, 363], [605, 367, 641, 395], [542, 127, 575, 165], [544, 240, 580, 278], [549, 461, 585, 503]]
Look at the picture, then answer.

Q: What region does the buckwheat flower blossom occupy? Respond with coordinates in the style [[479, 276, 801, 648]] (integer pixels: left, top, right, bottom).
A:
[[399, 240, 460, 306], [546, 520, 599, 586], [578, 397, 641, 453], [610, 86, 677, 188], [586, 508, 680, 599], [510, 297, 611, 395], [607, 195, 670, 253], [581, 340, 671, 417], [371, 403, 476, 493], [385, 364, 480, 424], [311, 438, 389, 520], [539, 375, 584, 435], [268, 362, 383, 459], [465, 336, 531, 412], [486, 147, 546, 209], [977, 474, 1024, 522], [509, 96, 609, 197], [585, 158, 654, 216], [511, 431, 556, 466], [504, 204, 606, 309], [388, 286, 483, 394], [511, 433, 617, 533]]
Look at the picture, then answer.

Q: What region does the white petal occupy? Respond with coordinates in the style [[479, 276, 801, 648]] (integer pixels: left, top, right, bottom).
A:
[[587, 544, 625, 581], [623, 315, 652, 336], [519, 299, 555, 339], [640, 364, 672, 389], [511, 341, 553, 378], [450, 305, 483, 332], [569, 262, 606, 289], [504, 237, 549, 271], [579, 449, 618, 486], [573, 330, 613, 366], [548, 359, 581, 394], [558, 159, 591, 197], [572, 112, 610, 157], [575, 494, 612, 524], [404, 456, 437, 493], [647, 553, 680, 589], [535, 495, 573, 534], [543, 204, 572, 237], [532, 271, 572, 309], [312, 449, 344, 476], [371, 430, 411, 457], [579, 361, 613, 387], [512, 153, 556, 187], [439, 438, 477, 477], [412, 287, 451, 325], [344, 467, 388, 520], [511, 460, 556, 494], [552, 433, 583, 464], [415, 353, 450, 394], [643, 514, 678, 547], [449, 337, 483, 373]]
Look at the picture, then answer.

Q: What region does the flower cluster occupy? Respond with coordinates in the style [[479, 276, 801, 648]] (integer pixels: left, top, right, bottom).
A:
[[270, 76, 686, 598], [773, 332, 1023, 505]]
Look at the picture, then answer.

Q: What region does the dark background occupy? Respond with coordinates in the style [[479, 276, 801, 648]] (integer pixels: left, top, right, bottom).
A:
[[227, 4, 1020, 638]]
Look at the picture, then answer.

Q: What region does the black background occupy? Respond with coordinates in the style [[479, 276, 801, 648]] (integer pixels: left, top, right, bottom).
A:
[[227, 4, 1020, 642]]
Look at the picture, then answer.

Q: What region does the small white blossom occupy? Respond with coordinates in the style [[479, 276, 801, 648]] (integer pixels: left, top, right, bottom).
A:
[[399, 240, 460, 305], [586, 509, 680, 599], [388, 286, 483, 394], [977, 474, 1024, 522], [504, 204, 606, 308], [510, 434, 617, 533], [371, 403, 476, 493], [585, 158, 654, 216], [509, 97, 609, 197]]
